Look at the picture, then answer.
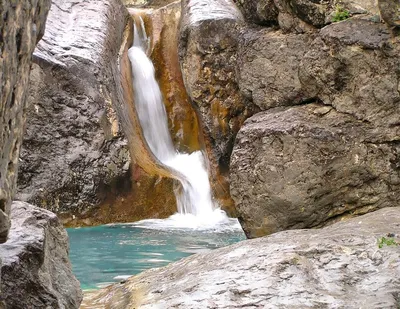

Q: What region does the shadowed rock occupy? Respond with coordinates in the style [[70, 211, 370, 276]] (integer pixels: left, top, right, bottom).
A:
[[0, 0, 51, 243], [81, 207, 400, 308], [0, 201, 82, 308]]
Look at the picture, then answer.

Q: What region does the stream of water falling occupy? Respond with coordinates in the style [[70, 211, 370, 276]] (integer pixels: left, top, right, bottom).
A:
[[127, 17, 231, 228]]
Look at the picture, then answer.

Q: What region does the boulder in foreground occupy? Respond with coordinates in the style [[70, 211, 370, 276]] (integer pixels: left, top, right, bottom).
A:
[[0, 201, 82, 309], [82, 207, 400, 309]]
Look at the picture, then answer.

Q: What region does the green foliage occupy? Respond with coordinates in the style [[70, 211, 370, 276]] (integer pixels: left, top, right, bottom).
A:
[[332, 5, 350, 22], [377, 236, 398, 249]]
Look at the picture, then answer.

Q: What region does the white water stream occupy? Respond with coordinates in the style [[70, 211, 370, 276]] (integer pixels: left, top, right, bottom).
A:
[[128, 18, 233, 229]]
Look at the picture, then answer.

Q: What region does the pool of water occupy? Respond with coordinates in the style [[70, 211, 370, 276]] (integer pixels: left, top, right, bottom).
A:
[[67, 218, 246, 290]]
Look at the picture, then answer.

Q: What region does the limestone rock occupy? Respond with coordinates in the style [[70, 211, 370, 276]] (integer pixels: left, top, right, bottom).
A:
[[230, 104, 400, 238], [0, 0, 51, 243], [17, 0, 177, 225], [0, 201, 82, 308], [179, 0, 259, 213], [81, 207, 400, 308]]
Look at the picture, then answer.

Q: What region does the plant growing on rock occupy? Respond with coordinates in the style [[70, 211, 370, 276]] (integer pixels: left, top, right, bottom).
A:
[[377, 235, 398, 248], [332, 5, 350, 22]]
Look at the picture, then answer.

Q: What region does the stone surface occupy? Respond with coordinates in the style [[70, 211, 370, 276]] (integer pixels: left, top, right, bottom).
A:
[[273, 0, 379, 32], [238, 28, 313, 110], [0, 0, 51, 243], [231, 104, 400, 238], [379, 0, 400, 28], [179, 0, 259, 214], [0, 201, 82, 308], [232, 0, 279, 26], [82, 207, 400, 308], [17, 0, 178, 226], [299, 19, 398, 127]]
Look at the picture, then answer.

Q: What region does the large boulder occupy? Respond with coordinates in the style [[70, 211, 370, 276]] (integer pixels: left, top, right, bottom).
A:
[[17, 0, 178, 226], [179, 0, 259, 213], [231, 104, 400, 238], [0, 201, 82, 308], [231, 16, 399, 238], [81, 207, 400, 308], [0, 0, 51, 243]]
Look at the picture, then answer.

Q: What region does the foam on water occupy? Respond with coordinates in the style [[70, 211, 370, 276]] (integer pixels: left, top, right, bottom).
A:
[[128, 17, 231, 228]]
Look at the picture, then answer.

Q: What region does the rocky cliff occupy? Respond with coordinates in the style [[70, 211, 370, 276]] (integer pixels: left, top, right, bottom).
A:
[[0, 0, 51, 243], [82, 207, 400, 308], [179, 0, 400, 238]]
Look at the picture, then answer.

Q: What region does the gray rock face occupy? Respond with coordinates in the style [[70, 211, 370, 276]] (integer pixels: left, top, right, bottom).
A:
[[0, 201, 82, 308], [82, 207, 400, 308], [16, 0, 132, 219], [231, 104, 400, 238], [378, 0, 400, 28], [238, 29, 312, 110], [299, 19, 398, 127], [0, 0, 51, 243], [229, 16, 399, 237], [232, 0, 279, 25]]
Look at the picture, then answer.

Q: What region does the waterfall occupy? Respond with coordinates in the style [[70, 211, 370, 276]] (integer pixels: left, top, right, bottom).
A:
[[128, 17, 229, 227]]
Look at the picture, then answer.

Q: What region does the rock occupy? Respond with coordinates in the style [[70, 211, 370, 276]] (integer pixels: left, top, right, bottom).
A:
[[179, 0, 259, 214], [17, 0, 178, 225], [0, 201, 82, 308], [230, 104, 400, 238], [379, 0, 400, 28], [232, 0, 279, 26], [237, 28, 313, 110], [0, 0, 51, 243], [81, 207, 400, 308], [272, 0, 380, 33], [299, 19, 398, 127]]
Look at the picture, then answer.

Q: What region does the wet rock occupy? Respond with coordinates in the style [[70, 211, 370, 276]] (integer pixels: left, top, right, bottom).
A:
[[131, 1, 202, 154], [18, 0, 178, 225], [230, 104, 400, 238], [179, 0, 258, 214], [81, 207, 400, 308], [0, 0, 51, 243], [0, 201, 82, 308]]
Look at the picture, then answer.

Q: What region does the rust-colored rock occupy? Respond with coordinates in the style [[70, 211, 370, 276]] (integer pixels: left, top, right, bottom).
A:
[[18, 0, 179, 226]]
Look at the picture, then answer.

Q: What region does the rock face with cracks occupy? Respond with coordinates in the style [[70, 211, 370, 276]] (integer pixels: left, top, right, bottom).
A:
[[231, 104, 400, 238], [81, 207, 400, 309], [0, 0, 51, 243], [0, 201, 82, 309]]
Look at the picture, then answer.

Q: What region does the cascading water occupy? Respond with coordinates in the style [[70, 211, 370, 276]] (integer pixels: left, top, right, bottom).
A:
[[128, 17, 230, 228]]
